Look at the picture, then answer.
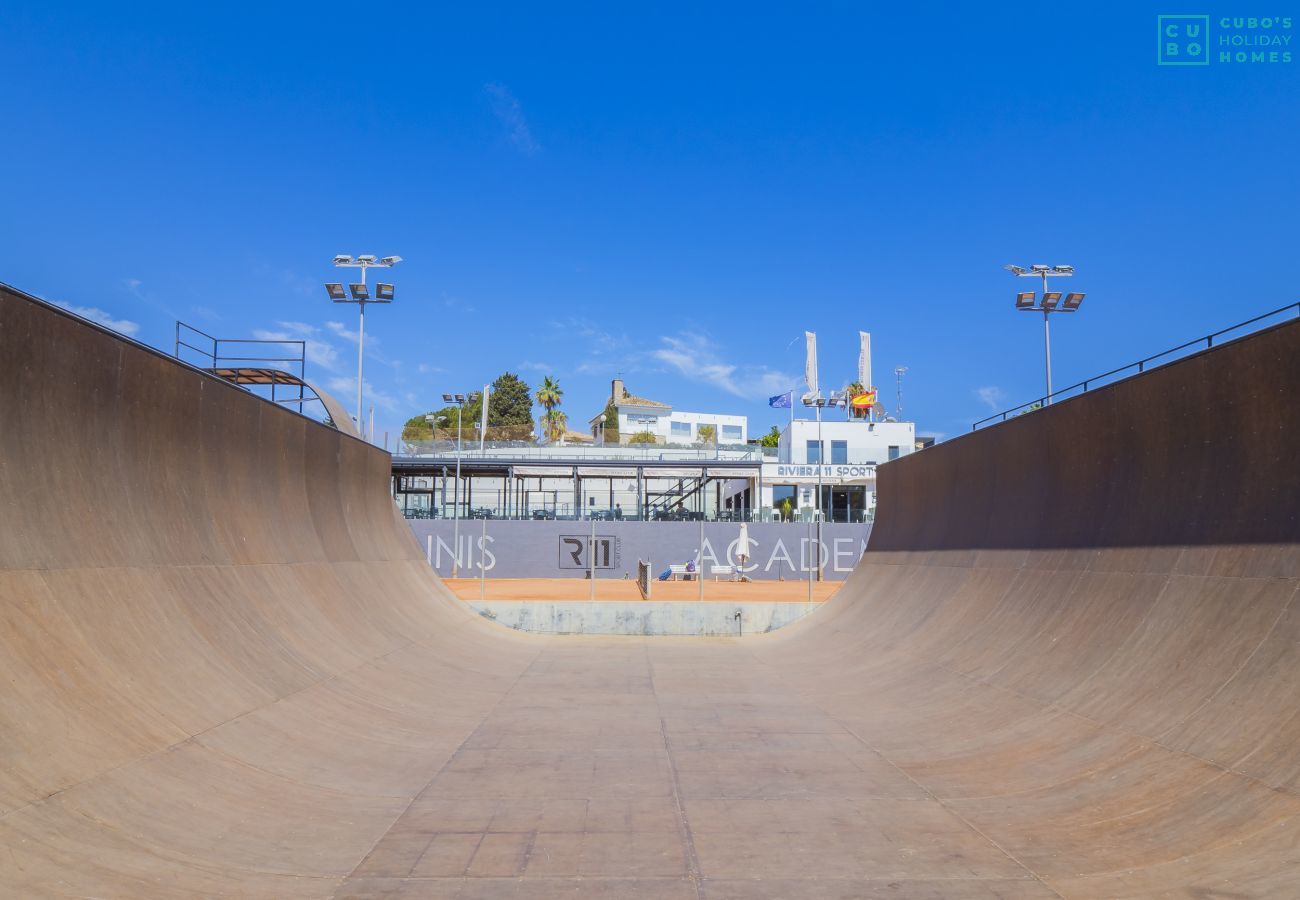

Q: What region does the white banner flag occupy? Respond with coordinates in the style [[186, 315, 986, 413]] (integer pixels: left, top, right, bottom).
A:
[[804, 332, 818, 395], [858, 331, 872, 389]]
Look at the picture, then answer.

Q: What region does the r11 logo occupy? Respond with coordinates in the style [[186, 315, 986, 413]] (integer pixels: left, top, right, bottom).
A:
[[558, 535, 618, 569], [1158, 15, 1211, 65]]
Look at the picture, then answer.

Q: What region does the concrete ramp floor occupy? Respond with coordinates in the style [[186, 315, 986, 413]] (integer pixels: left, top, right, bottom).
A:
[[2, 283, 1299, 898]]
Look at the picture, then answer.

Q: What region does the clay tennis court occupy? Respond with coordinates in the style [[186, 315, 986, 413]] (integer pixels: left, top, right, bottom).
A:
[[442, 576, 841, 602]]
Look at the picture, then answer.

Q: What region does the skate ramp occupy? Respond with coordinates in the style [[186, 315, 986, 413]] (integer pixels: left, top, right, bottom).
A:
[[1, 282, 1298, 898]]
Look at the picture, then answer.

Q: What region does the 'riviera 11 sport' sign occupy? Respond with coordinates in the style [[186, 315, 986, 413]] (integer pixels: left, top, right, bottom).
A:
[[769, 464, 877, 482]]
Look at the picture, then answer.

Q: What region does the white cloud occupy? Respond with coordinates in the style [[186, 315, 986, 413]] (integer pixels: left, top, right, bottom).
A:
[[440, 292, 477, 315], [974, 386, 1006, 410], [548, 318, 631, 374], [122, 278, 142, 291], [519, 360, 553, 373], [53, 301, 140, 337], [485, 82, 539, 155], [652, 333, 797, 400], [326, 375, 399, 413], [417, 362, 445, 375], [325, 320, 363, 344], [253, 322, 340, 372]]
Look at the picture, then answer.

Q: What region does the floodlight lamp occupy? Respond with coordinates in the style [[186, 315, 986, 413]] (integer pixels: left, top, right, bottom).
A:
[[379, 255, 402, 265], [325, 282, 347, 301], [469, 392, 481, 402], [1004, 264, 1027, 275], [356, 254, 378, 264], [1041, 291, 1062, 309], [1031, 264, 1050, 272], [814, 398, 828, 408], [454, 393, 466, 403], [1063, 291, 1085, 310], [333, 254, 353, 266], [1015, 291, 1037, 309], [349, 283, 369, 300], [442, 393, 454, 403], [374, 282, 395, 301], [801, 392, 816, 406], [1052, 265, 1074, 274]]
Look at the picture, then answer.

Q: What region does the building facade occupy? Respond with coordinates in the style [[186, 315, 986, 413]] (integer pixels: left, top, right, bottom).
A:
[[588, 379, 747, 446]]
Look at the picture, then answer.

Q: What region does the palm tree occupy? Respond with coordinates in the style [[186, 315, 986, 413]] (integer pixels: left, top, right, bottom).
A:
[[535, 376, 565, 442], [548, 408, 569, 442]]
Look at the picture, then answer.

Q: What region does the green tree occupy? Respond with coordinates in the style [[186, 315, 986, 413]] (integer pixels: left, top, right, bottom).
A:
[[487, 372, 533, 427], [535, 376, 565, 443], [602, 400, 620, 444], [628, 430, 657, 444], [401, 413, 436, 443], [697, 424, 717, 444], [759, 425, 781, 448]]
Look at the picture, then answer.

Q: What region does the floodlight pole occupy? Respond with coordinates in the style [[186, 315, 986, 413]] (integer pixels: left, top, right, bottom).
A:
[[328, 255, 400, 437], [1038, 269, 1053, 402], [355, 265, 366, 431], [1006, 264, 1079, 405], [454, 405, 463, 577], [1042, 307, 1053, 402], [444, 391, 479, 578]]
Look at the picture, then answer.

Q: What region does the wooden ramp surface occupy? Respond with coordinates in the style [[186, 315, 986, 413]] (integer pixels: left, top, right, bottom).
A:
[[1, 284, 1298, 898]]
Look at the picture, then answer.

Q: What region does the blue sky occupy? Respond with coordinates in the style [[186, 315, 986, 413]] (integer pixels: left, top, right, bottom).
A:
[[3, 3, 1297, 444]]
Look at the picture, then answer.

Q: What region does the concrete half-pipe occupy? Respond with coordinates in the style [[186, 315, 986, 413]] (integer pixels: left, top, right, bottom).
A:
[[1, 283, 1298, 897]]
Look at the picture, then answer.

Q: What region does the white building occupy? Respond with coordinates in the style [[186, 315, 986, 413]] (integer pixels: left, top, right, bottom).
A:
[[397, 380, 922, 525], [752, 417, 916, 522], [588, 379, 747, 446]]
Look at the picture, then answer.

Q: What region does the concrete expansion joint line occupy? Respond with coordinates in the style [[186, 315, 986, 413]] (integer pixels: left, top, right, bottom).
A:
[[333, 643, 545, 893], [644, 643, 705, 900], [738, 643, 1069, 900]]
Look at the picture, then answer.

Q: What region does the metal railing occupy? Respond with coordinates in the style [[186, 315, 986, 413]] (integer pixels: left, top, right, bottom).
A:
[[398, 439, 768, 462], [175, 322, 307, 379], [395, 500, 872, 525], [973, 302, 1300, 430]]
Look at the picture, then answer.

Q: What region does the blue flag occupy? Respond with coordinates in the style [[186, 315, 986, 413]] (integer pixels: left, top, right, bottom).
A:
[[769, 391, 792, 409]]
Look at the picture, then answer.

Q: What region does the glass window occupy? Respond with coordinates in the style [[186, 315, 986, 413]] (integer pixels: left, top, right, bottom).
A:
[[670, 421, 692, 438], [721, 424, 743, 443], [888, 445, 901, 461], [831, 440, 848, 464], [806, 440, 822, 464]]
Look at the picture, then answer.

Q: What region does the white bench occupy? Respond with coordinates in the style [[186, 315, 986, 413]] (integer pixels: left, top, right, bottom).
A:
[[668, 564, 696, 581], [710, 565, 738, 581]]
